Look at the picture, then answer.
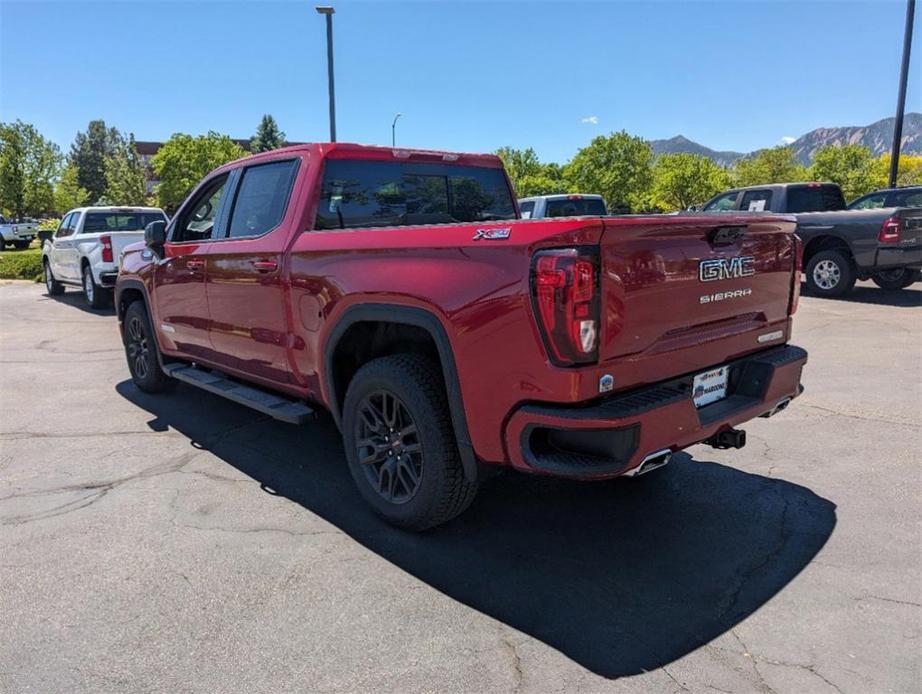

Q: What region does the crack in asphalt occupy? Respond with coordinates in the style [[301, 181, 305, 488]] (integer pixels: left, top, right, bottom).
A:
[[855, 594, 922, 608], [0, 416, 273, 526], [730, 630, 778, 694], [730, 629, 847, 694], [715, 487, 792, 623], [498, 630, 524, 694], [799, 401, 919, 428], [661, 665, 689, 692]]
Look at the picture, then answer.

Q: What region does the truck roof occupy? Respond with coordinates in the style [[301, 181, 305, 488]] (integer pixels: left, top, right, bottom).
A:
[[215, 142, 505, 174], [68, 206, 165, 214], [518, 193, 604, 203], [723, 182, 839, 193]]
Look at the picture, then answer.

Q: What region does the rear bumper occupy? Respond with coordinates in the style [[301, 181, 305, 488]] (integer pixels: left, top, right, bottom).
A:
[[98, 271, 118, 287], [875, 245, 922, 271], [504, 344, 807, 479]]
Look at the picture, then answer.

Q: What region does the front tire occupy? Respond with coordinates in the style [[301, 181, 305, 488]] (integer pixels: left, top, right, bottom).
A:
[[43, 260, 64, 296], [872, 268, 917, 291], [805, 249, 856, 298], [342, 354, 477, 531], [123, 301, 174, 393], [83, 264, 111, 309]]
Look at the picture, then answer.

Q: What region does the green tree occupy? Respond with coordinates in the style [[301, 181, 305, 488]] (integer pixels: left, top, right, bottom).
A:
[[0, 120, 61, 218], [809, 144, 881, 200], [54, 163, 90, 214], [104, 134, 147, 205], [652, 153, 732, 211], [874, 153, 922, 188], [732, 146, 807, 187], [495, 147, 570, 197], [564, 131, 653, 212], [152, 132, 246, 210], [251, 114, 286, 153], [70, 120, 122, 202]]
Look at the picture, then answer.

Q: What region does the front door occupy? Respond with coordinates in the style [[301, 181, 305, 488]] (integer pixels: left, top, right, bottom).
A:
[[204, 158, 300, 386], [50, 212, 79, 280], [151, 173, 231, 362]]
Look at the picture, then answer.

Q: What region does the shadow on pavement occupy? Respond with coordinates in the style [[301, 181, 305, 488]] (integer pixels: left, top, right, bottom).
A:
[[41, 288, 116, 315], [117, 380, 837, 679]]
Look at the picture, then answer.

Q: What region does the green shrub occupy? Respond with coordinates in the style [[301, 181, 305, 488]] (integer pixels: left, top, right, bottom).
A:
[[0, 248, 44, 281], [37, 218, 61, 231]]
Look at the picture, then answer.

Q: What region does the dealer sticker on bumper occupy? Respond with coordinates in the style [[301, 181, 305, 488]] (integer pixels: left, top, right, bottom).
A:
[[693, 365, 729, 408]]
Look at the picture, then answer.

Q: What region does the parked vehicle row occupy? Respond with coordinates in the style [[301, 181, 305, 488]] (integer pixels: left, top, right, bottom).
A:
[[101, 142, 807, 530], [700, 182, 922, 296], [41, 206, 168, 308]]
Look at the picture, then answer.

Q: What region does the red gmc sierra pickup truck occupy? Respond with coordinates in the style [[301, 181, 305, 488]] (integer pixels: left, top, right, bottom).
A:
[[116, 143, 807, 530]]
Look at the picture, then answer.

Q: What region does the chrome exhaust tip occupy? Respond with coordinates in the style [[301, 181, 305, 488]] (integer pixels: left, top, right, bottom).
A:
[[760, 397, 792, 419], [625, 448, 672, 477]]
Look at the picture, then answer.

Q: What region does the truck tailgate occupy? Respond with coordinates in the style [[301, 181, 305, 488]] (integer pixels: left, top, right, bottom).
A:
[[110, 231, 146, 259], [599, 214, 797, 373]]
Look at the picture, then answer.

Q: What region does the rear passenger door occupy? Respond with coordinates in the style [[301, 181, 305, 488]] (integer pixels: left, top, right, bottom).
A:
[[204, 158, 301, 386]]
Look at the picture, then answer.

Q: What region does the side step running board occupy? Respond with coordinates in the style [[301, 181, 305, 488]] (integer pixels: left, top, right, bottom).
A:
[[163, 364, 315, 424]]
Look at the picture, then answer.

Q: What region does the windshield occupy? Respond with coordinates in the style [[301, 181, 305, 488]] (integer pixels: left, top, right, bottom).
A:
[[82, 211, 166, 233], [545, 198, 607, 217]]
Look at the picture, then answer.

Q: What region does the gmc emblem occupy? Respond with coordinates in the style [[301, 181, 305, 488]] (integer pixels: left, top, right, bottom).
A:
[[699, 256, 755, 282]]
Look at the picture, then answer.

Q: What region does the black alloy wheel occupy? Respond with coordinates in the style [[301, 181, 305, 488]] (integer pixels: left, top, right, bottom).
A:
[[354, 390, 423, 504]]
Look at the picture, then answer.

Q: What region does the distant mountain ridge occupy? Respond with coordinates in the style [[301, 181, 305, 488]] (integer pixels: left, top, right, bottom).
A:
[[650, 113, 922, 166]]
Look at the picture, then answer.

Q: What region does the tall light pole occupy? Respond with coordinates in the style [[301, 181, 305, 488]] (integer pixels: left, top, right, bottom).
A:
[[391, 113, 402, 147], [316, 6, 337, 142], [889, 0, 915, 188]]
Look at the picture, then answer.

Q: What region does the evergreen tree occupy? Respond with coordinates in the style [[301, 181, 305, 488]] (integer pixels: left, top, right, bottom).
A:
[[250, 115, 286, 153], [70, 120, 121, 202]]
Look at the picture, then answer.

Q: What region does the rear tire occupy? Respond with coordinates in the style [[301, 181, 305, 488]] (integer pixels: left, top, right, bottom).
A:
[[123, 301, 174, 393], [43, 260, 64, 296], [342, 354, 478, 531], [0, 237, 7, 251], [83, 264, 111, 309], [871, 268, 917, 291], [805, 249, 856, 298], [13, 240, 30, 250]]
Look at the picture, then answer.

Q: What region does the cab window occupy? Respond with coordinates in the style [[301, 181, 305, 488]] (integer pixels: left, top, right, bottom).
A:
[[850, 193, 886, 210], [172, 175, 229, 242], [704, 191, 739, 211], [226, 160, 299, 238], [740, 190, 772, 212]]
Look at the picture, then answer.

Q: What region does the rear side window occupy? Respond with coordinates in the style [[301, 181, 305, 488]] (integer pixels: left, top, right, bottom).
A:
[[545, 198, 607, 217], [740, 190, 773, 212], [227, 159, 299, 238], [894, 190, 922, 207], [82, 212, 166, 233], [314, 159, 516, 230], [519, 201, 535, 219], [786, 185, 846, 213]]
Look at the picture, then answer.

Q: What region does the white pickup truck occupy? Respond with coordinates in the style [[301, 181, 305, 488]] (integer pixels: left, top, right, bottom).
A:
[[0, 215, 39, 250], [42, 206, 168, 308]]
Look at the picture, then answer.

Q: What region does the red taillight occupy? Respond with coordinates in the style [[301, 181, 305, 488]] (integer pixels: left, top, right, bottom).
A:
[[790, 234, 802, 315], [532, 248, 600, 366], [101, 235, 113, 263], [878, 216, 902, 244]]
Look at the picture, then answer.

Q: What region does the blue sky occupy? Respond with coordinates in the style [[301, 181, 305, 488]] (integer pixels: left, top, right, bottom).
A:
[[1, 0, 919, 163]]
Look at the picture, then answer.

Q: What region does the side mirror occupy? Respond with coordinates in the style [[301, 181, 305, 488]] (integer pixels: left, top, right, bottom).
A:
[[144, 220, 167, 253]]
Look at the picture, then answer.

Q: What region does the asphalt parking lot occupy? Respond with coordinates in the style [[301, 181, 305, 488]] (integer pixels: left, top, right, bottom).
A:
[[0, 280, 919, 694]]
